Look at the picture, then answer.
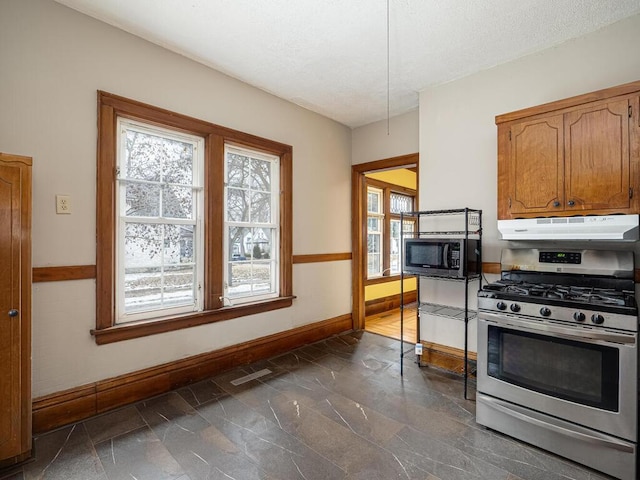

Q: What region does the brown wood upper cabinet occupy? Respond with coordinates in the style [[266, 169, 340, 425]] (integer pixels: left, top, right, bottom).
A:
[[497, 80, 640, 220]]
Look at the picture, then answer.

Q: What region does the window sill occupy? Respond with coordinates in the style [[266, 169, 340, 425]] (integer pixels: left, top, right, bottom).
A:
[[365, 275, 406, 286], [91, 296, 295, 345]]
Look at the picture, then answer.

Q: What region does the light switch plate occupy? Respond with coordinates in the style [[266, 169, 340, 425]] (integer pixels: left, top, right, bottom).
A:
[[56, 194, 71, 214]]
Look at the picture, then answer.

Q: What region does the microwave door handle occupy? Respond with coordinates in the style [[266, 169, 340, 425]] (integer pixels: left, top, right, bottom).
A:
[[442, 243, 450, 268]]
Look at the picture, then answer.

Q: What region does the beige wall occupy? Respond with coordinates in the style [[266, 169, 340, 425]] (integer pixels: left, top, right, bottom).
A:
[[351, 109, 419, 165], [419, 13, 640, 352], [0, 0, 353, 397]]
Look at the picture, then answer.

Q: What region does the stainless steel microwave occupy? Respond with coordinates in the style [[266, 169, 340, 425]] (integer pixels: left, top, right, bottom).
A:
[[403, 237, 480, 277]]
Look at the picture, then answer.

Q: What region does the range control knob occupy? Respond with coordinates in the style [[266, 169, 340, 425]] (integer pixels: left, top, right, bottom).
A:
[[510, 303, 521, 313], [497, 301, 507, 311], [591, 314, 605, 325], [540, 307, 551, 317], [573, 312, 586, 322]]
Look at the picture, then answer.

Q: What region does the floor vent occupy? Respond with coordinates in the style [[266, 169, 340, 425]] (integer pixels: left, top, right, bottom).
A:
[[230, 368, 272, 386]]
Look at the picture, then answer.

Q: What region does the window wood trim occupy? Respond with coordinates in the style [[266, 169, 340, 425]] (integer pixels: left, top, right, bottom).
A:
[[95, 91, 293, 343]]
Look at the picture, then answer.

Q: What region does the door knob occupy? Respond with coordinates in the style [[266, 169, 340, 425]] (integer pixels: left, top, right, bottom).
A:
[[567, 200, 575, 206], [8, 309, 18, 317], [553, 201, 560, 207]]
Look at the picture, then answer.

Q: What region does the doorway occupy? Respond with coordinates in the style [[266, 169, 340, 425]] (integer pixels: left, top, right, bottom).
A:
[[351, 153, 419, 342]]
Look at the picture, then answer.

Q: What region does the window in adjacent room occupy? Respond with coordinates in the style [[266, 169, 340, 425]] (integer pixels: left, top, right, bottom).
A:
[[366, 180, 415, 280], [367, 186, 384, 278]]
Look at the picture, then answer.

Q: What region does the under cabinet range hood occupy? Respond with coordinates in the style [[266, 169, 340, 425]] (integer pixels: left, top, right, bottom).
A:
[[498, 214, 640, 241]]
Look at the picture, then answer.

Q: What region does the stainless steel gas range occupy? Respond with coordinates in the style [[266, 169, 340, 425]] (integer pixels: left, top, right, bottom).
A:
[[476, 248, 638, 480]]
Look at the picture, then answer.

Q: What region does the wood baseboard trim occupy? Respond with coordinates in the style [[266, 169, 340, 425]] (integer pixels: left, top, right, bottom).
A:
[[364, 291, 417, 316], [419, 341, 477, 375], [32, 313, 353, 434]]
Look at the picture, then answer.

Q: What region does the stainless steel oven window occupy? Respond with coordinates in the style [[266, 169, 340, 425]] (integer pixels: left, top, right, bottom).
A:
[[487, 325, 620, 411]]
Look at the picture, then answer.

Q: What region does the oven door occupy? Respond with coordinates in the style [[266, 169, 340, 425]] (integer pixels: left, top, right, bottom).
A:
[[477, 311, 637, 441]]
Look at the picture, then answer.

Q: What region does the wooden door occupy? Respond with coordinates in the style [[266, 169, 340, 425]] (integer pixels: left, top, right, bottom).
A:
[[564, 99, 631, 212], [509, 115, 564, 215], [0, 153, 31, 465]]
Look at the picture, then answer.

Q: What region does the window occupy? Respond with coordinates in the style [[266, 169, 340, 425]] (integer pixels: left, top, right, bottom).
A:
[[224, 146, 279, 303], [389, 192, 415, 275], [366, 179, 415, 281], [116, 119, 205, 323], [367, 187, 384, 278], [94, 92, 293, 344]]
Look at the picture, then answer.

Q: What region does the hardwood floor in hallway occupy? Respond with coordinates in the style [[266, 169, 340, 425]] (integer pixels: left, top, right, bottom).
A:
[[365, 306, 417, 344]]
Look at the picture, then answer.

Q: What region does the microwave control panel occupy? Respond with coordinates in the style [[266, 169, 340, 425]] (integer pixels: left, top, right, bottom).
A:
[[449, 244, 461, 267]]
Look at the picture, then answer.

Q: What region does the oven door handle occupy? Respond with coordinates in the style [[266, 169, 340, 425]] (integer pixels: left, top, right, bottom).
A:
[[478, 394, 635, 453], [479, 312, 636, 345]]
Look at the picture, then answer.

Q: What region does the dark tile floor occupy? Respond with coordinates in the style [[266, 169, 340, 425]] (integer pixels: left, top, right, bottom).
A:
[[1, 331, 613, 480]]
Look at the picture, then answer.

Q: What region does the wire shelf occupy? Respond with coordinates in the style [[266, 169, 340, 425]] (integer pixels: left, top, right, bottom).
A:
[[419, 302, 477, 321]]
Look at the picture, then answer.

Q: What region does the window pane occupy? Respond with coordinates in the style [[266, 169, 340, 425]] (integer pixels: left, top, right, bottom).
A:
[[163, 185, 193, 219], [164, 224, 194, 265], [227, 153, 251, 188], [390, 220, 401, 253], [390, 220, 401, 274], [125, 182, 160, 217], [367, 189, 381, 214], [125, 223, 162, 267], [251, 227, 273, 259], [123, 264, 196, 313], [250, 261, 273, 295], [124, 130, 161, 182], [163, 144, 193, 185], [251, 191, 271, 223], [228, 226, 251, 261], [123, 223, 197, 316], [390, 193, 413, 214], [368, 253, 382, 277], [163, 264, 196, 307], [124, 267, 163, 313], [367, 216, 381, 233], [251, 158, 271, 191], [403, 220, 415, 233], [368, 233, 381, 253], [227, 188, 249, 222]]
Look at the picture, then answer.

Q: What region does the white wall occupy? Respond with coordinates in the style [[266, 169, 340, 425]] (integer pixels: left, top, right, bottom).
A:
[[0, 0, 353, 397], [419, 13, 640, 352], [351, 109, 419, 165]]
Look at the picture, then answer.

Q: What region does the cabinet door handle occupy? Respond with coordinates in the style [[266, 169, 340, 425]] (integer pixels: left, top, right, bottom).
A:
[[8, 309, 19, 317], [567, 200, 575, 207], [553, 201, 560, 207]]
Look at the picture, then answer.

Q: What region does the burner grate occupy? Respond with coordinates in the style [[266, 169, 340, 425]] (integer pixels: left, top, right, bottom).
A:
[[481, 281, 633, 308]]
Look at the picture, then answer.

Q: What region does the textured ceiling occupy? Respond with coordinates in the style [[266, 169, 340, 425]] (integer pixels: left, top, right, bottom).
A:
[[54, 0, 640, 127]]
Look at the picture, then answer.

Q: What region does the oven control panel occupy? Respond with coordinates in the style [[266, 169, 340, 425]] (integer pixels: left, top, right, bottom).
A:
[[538, 251, 581, 264]]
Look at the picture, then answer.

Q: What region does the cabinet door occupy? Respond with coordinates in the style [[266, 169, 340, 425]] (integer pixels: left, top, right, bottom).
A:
[[509, 115, 564, 215], [564, 99, 630, 212], [0, 154, 31, 465]]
